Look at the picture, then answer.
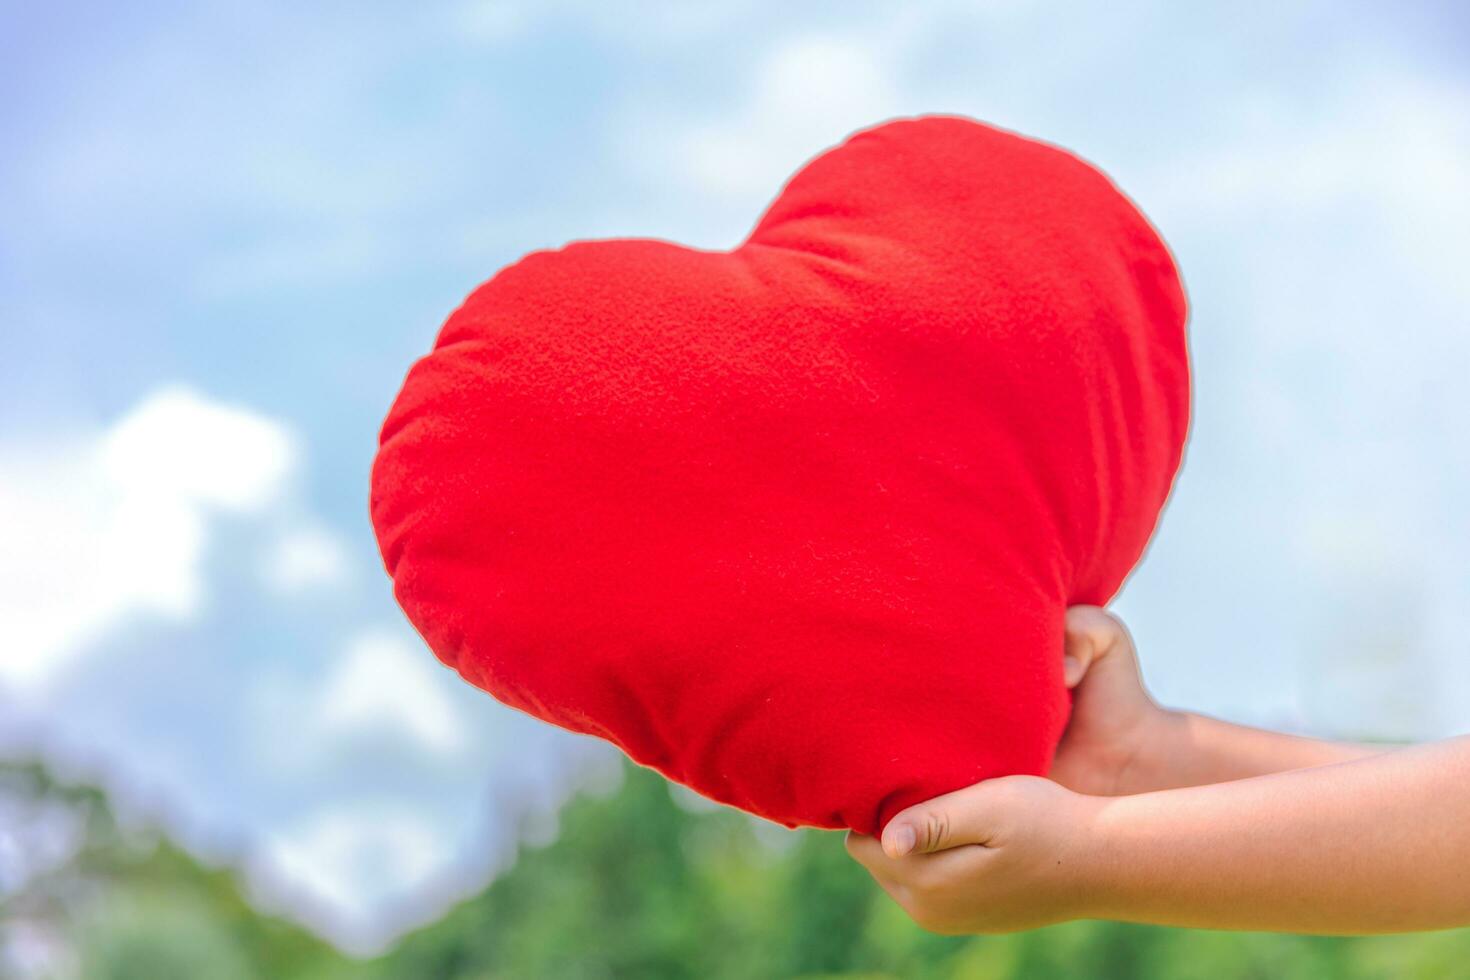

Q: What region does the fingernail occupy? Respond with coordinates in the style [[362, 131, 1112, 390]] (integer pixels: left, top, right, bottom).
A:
[[886, 824, 916, 857]]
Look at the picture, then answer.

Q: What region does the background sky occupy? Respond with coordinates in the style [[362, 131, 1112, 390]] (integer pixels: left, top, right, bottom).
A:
[[3, 0, 1468, 955]]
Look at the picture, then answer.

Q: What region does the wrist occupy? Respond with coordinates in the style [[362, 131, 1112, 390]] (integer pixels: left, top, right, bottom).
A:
[[1078, 704, 1189, 796], [1110, 706, 1191, 794], [1066, 791, 1132, 921]]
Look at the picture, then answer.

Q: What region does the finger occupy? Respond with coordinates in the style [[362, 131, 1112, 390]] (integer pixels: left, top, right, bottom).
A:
[[1062, 605, 1106, 686], [846, 835, 916, 911], [1063, 605, 1132, 688], [880, 779, 1016, 857], [1068, 606, 1151, 706], [845, 831, 903, 883]]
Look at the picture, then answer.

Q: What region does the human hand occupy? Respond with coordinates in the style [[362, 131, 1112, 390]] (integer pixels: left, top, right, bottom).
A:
[[852, 738, 1470, 936], [845, 775, 1103, 934], [1049, 606, 1177, 796]]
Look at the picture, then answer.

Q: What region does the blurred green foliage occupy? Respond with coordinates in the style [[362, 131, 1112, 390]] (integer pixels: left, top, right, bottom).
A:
[[3, 757, 1468, 979]]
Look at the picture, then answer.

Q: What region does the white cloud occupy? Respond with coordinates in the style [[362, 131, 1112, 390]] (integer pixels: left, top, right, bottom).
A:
[[1147, 71, 1470, 304], [1154, 77, 1468, 210], [1115, 65, 1470, 738], [262, 803, 451, 952], [98, 387, 296, 510], [318, 630, 466, 757], [0, 386, 296, 692], [262, 524, 353, 594], [635, 34, 903, 202]]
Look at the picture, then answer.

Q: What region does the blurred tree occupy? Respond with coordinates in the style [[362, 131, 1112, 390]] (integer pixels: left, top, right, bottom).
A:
[[0, 760, 347, 980], [5, 756, 1470, 980]]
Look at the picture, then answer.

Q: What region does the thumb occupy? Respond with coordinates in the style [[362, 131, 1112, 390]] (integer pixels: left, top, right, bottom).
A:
[[1062, 605, 1130, 688], [880, 780, 1012, 857]]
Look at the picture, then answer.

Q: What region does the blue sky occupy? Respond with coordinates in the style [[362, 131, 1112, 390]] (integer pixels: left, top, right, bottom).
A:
[[3, 0, 1469, 953]]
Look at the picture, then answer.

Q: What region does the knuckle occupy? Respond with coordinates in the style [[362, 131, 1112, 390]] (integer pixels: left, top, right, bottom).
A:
[[999, 774, 1048, 809], [920, 810, 952, 852]]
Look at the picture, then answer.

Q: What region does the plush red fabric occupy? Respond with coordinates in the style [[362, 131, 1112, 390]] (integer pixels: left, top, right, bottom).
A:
[[370, 114, 1190, 836]]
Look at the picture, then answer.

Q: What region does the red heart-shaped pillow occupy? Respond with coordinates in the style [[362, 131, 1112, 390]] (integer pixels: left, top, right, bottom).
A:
[[371, 114, 1189, 835]]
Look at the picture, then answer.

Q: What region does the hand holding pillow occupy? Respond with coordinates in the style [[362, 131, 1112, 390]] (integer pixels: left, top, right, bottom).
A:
[[370, 114, 1190, 835]]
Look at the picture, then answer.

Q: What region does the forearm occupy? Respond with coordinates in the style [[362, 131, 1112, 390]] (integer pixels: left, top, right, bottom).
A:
[[1081, 735, 1470, 933], [1118, 709, 1391, 794]]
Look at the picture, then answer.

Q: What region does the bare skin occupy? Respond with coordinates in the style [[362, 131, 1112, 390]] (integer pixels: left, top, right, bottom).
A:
[[846, 606, 1470, 935], [1050, 606, 1384, 797]]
